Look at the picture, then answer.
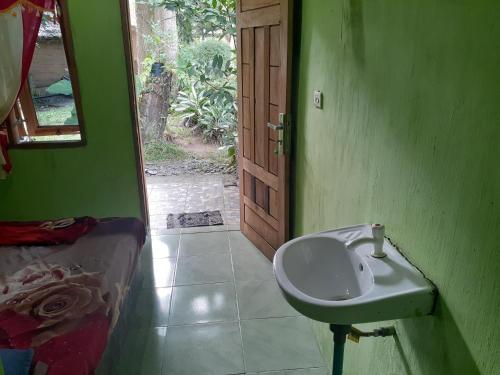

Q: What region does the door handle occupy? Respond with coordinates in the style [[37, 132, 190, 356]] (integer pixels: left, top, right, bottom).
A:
[[267, 122, 284, 131], [267, 113, 287, 155]]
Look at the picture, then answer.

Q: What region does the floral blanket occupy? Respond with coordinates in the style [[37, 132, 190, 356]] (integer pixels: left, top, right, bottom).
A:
[[0, 218, 145, 375]]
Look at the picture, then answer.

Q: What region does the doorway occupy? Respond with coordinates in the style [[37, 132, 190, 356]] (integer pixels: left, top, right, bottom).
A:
[[125, 0, 240, 233], [121, 0, 293, 258]]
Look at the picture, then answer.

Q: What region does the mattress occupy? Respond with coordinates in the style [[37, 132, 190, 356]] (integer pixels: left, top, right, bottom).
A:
[[0, 218, 145, 375]]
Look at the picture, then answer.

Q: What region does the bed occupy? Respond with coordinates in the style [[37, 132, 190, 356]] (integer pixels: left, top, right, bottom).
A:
[[0, 217, 146, 375]]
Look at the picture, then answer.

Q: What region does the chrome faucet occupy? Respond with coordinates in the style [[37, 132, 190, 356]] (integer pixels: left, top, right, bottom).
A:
[[345, 224, 387, 258]]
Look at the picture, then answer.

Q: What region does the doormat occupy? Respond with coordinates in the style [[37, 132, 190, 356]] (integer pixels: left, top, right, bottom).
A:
[[167, 211, 224, 229]]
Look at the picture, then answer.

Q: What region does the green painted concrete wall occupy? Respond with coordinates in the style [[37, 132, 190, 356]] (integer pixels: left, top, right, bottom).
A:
[[294, 1, 500, 374], [0, 0, 142, 220]]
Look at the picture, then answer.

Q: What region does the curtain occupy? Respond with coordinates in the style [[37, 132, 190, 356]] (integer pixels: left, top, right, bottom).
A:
[[0, 6, 23, 124], [0, 0, 56, 124], [0, 1, 56, 178]]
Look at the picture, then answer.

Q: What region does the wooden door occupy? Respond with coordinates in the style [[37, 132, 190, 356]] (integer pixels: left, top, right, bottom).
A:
[[237, 0, 293, 260]]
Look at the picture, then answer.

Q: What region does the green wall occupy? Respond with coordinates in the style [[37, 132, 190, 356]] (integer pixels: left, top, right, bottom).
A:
[[0, 0, 142, 220], [294, 1, 500, 374]]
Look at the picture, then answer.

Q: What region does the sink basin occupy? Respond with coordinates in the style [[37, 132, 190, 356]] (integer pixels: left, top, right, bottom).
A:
[[273, 224, 437, 324]]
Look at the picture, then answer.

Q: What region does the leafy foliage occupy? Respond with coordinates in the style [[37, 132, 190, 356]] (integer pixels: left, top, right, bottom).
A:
[[159, 0, 236, 44], [177, 39, 232, 83], [173, 39, 236, 144]]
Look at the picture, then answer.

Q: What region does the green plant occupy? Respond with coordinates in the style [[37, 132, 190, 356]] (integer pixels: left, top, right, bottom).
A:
[[143, 141, 189, 162], [159, 0, 236, 44], [173, 47, 237, 145], [177, 39, 232, 83], [173, 83, 209, 124]]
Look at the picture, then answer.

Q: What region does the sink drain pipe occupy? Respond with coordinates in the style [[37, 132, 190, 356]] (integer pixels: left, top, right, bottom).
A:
[[329, 324, 396, 375], [330, 324, 351, 375]]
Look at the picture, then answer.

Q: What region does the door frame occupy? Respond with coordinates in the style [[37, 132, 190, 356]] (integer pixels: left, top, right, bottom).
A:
[[119, 0, 149, 226]]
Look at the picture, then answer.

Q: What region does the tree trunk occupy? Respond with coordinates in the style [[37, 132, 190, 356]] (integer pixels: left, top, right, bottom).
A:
[[139, 70, 175, 144]]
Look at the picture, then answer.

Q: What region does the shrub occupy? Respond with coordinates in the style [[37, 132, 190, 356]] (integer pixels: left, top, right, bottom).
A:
[[177, 38, 232, 85], [173, 38, 237, 145], [143, 141, 189, 162]]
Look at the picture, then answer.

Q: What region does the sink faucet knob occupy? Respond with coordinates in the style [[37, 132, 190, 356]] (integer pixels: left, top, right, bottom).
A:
[[371, 224, 386, 258], [345, 223, 387, 258]]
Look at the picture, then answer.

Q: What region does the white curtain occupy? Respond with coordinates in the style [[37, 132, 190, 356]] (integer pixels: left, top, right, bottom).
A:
[[0, 6, 23, 124]]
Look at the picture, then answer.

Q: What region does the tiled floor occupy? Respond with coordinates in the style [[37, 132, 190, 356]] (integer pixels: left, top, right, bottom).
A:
[[115, 228, 327, 375], [147, 175, 240, 235]]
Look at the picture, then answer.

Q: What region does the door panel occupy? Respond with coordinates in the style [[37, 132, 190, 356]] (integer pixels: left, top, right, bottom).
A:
[[237, 0, 292, 260], [241, 0, 280, 12]]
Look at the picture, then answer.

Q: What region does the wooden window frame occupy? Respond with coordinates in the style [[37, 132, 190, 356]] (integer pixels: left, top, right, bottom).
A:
[[7, 0, 86, 149]]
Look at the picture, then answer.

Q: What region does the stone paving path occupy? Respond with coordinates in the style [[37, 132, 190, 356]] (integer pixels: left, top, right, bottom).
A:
[[147, 174, 240, 235]]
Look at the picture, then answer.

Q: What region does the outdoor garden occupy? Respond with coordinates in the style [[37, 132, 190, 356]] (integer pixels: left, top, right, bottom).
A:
[[136, 0, 238, 176]]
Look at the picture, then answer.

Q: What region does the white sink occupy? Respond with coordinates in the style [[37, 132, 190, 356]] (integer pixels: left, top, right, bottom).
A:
[[273, 224, 437, 324]]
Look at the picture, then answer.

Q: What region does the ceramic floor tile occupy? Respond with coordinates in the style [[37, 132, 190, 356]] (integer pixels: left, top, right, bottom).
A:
[[142, 258, 176, 288], [227, 224, 241, 231], [222, 210, 240, 225], [149, 215, 169, 229], [130, 288, 172, 328], [241, 317, 324, 373], [151, 235, 180, 259], [169, 283, 238, 325], [148, 189, 186, 202], [237, 279, 300, 319], [232, 246, 274, 281], [149, 202, 187, 215], [180, 225, 228, 234], [179, 232, 230, 257], [163, 322, 244, 375], [175, 253, 233, 286], [229, 231, 256, 253], [151, 228, 181, 236], [114, 327, 167, 375], [247, 368, 328, 375]]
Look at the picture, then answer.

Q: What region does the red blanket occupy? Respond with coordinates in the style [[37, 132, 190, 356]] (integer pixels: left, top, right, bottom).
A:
[[0, 217, 98, 246], [0, 217, 146, 375]]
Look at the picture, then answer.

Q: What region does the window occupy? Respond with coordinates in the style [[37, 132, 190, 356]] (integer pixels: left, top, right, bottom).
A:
[[7, 1, 84, 146]]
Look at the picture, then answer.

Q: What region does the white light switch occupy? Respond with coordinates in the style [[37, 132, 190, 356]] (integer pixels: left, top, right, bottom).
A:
[[313, 90, 323, 109]]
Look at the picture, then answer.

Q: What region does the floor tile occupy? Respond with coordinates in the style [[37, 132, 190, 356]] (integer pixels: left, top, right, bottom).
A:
[[179, 232, 230, 257], [114, 327, 167, 375], [148, 189, 186, 202], [142, 258, 176, 288], [169, 283, 238, 325], [180, 225, 228, 234], [130, 288, 172, 328], [151, 228, 181, 236], [149, 214, 169, 229], [232, 247, 274, 282], [175, 253, 233, 286], [222, 210, 240, 225], [247, 368, 328, 375], [237, 279, 300, 319], [151, 235, 180, 259], [241, 317, 324, 373], [163, 322, 244, 375], [229, 231, 257, 253]]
